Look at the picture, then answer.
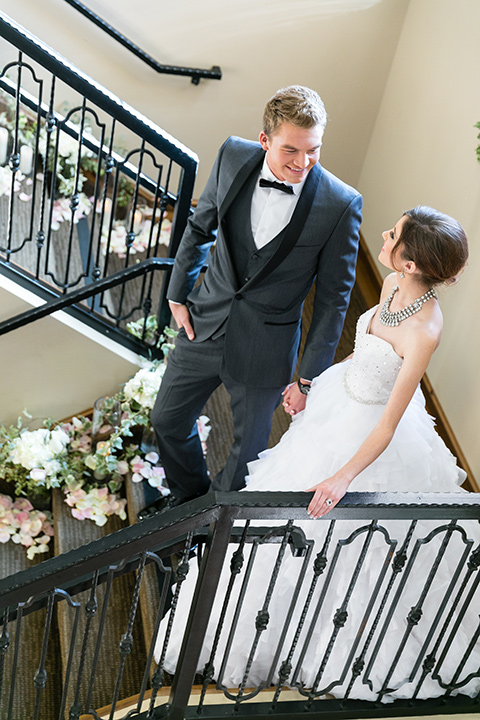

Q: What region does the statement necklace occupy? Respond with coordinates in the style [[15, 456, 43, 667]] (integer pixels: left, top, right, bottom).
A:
[[379, 284, 438, 327]]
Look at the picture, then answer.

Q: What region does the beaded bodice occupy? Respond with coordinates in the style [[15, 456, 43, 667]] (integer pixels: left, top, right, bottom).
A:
[[343, 305, 403, 405]]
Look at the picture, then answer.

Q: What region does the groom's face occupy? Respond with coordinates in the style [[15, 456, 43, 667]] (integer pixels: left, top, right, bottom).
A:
[[259, 121, 323, 184]]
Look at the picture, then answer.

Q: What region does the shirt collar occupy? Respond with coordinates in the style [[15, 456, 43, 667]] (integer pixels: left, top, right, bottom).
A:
[[259, 157, 305, 196]]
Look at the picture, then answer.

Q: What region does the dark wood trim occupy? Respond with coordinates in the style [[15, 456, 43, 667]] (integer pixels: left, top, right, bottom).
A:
[[356, 233, 478, 493]]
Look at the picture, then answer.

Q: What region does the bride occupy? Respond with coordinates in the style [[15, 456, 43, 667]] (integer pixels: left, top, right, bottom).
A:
[[154, 206, 479, 701]]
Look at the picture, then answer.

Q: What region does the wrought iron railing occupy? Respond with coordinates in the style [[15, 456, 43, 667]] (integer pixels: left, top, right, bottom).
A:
[[61, 0, 222, 85], [0, 492, 479, 719], [0, 12, 198, 353]]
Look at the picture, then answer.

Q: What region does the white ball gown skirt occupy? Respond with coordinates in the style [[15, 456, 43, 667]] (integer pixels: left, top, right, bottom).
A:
[[154, 308, 480, 702]]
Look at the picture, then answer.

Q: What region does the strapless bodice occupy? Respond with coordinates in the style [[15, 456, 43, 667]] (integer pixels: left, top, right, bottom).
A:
[[343, 305, 403, 405]]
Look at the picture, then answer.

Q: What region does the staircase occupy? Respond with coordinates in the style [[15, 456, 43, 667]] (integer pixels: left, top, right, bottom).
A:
[[0, 9, 479, 720]]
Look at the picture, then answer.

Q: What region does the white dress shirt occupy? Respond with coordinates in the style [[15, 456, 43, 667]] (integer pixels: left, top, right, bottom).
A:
[[251, 158, 306, 249]]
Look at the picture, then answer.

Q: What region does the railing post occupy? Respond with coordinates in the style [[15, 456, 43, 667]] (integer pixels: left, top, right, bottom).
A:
[[160, 507, 235, 720]]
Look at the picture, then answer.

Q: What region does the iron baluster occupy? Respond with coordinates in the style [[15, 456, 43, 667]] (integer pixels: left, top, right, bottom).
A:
[[197, 520, 250, 713], [66, 572, 98, 720], [443, 617, 480, 695], [135, 552, 172, 716], [4, 52, 23, 261], [82, 563, 117, 714], [108, 553, 146, 720], [329, 523, 398, 697], [148, 532, 194, 718], [115, 141, 146, 325], [408, 530, 474, 692], [62, 100, 88, 292], [0, 607, 10, 707], [433, 545, 480, 693], [38, 80, 57, 279], [345, 519, 418, 698], [271, 520, 336, 709], [265, 533, 314, 688], [93, 121, 116, 274], [303, 521, 380, 705], [7, 600, 24, 719], [32, 591, 55, 720], [233, 521, 295, 705], [167, 512, 236, 720], [376, 520, 459, 701]]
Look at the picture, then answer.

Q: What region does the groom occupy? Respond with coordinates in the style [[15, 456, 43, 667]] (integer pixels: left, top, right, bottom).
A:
[[147, 85, 362, 508]]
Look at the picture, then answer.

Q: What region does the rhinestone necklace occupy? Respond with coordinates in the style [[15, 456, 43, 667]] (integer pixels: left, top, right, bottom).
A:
[[379, 284, 438, 327]]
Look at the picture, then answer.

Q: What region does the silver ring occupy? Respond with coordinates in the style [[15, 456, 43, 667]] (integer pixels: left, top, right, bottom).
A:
[[325, 498, 333, 506]]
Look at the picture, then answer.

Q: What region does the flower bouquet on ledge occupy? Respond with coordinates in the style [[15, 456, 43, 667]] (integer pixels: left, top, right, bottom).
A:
[[0, 337, 211, 560]]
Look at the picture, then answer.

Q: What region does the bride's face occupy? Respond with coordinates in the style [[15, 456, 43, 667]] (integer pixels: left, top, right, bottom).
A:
[[379, 215, 408, 270]]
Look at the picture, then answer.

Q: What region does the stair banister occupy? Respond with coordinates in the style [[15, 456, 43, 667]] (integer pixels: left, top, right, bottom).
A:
[[0, 11, 198, 254], [62, 0, 222, 85]]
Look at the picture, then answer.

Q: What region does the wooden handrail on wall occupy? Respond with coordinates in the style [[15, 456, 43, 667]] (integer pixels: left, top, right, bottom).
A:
[[356, 233, 478, 493]]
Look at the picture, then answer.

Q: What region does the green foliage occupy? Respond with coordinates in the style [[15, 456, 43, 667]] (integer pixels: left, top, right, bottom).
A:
[[475, 122, 480, 162], [126, 319, 178, 354]]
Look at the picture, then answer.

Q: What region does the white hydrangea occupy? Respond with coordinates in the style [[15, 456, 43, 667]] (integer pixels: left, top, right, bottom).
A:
[[9, 427, 70, 485], [123, 363, 166, 410]]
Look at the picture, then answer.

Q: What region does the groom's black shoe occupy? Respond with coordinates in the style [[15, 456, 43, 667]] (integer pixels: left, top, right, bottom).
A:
[[137, 493, 202, 521], [137, 495, 173, 520]]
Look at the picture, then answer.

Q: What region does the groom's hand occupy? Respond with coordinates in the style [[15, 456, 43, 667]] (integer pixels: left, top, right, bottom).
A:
[[282, 381, 308, 416], [169, 301, 195, 340]]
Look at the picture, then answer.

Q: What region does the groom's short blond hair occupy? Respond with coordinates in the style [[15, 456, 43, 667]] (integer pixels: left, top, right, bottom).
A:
[[263, 86, 327, 138]]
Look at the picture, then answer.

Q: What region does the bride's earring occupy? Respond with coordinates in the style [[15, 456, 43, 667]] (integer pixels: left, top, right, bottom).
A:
[[400, 270, 405, 279]]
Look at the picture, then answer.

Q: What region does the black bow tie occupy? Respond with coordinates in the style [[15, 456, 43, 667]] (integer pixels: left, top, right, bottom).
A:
[[259, 178, 294, 195]]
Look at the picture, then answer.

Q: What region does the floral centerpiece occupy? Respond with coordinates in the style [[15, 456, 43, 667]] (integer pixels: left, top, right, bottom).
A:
[[0, 329, 211, 560]]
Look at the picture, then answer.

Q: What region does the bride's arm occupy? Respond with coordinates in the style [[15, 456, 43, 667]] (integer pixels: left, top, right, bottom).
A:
[[306, 324, 440, 518]]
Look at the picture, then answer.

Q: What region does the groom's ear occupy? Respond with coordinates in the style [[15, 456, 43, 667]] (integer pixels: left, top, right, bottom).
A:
[[259, 131, 269, 151]]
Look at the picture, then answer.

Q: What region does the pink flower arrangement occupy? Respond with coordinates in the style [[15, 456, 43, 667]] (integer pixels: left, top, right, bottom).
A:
[[130, 452, 169, 492], [64, 480, 127, 527], [0, 359, 211, 558], [0, 494, 54, 560]]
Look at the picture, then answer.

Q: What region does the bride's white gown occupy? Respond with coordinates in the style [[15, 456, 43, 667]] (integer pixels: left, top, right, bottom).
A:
[[155, 306, 480, 701]]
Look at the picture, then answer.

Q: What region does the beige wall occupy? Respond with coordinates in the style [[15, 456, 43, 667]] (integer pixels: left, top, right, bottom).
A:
[[0, 276, 143, 425], [0, 0, 407, 191], [358, 0, 480, 479]]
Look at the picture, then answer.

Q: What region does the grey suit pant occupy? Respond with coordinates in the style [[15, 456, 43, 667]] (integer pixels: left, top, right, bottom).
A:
[[150, 330, 284, 500]]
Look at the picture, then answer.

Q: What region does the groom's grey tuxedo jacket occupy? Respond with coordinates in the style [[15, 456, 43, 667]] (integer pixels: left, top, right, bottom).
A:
[[167, 136, 363, 387]]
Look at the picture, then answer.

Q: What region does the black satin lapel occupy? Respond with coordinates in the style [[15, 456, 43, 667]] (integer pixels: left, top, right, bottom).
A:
[[241, 163, 323, 291], [218, 150, 264, 223]]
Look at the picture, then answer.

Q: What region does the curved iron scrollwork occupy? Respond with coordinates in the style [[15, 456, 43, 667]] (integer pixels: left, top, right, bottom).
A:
[[0, 13, 199, 356]]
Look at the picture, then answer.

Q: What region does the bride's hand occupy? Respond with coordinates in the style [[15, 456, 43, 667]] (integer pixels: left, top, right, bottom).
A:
[[282, 381, 308, 416], [306, 475, 351, 518]]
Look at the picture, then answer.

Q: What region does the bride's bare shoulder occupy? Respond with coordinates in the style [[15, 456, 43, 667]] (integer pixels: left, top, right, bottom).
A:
[[405, 299, 443, 355], [378, 273, 398, 303]]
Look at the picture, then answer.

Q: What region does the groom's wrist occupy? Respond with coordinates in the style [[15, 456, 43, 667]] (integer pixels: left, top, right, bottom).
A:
[[297, 378, 312, 395]]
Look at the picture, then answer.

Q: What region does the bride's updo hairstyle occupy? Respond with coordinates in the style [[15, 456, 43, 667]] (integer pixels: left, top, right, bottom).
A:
[[393, 205, 468, 287]]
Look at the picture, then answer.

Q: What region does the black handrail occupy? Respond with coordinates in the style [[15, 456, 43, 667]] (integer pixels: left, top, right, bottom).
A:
[[0, 256, 173, 336], [0, 492, 479, 719], [1, 491, 479, 611], [62, 0, 222, 85]]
